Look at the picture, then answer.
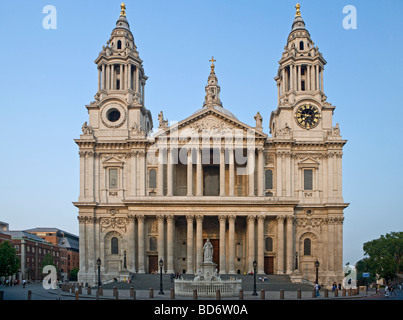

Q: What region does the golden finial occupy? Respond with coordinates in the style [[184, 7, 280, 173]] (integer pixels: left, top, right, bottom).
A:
[[295, 3, 301, 17], [120, 2, 126, 17], [209, 56, 216, 72]]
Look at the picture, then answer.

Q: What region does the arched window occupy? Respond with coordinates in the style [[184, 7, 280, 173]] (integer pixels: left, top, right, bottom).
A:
[[111, 237, 119, 255], [299, 41, 304, 50], [265, 237, 273, 251], [149, 169, 156, 189], [117, 40, 122, 49], [265, 169, 273, 189], [149, 237, 157, 251], [304, 238, 311, 256]]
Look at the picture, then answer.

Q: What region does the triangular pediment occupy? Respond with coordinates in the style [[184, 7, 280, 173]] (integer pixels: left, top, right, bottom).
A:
[[102, 156, 125, 168], [298, 157, 319, 168], [154, 106, 267, 140]]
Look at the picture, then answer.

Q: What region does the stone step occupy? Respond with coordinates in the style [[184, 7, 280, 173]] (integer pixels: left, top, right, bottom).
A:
[[102, 274, 314, 291]]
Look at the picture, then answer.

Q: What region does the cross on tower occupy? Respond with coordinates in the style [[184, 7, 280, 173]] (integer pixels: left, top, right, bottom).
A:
[[209, 56, 216, 72]]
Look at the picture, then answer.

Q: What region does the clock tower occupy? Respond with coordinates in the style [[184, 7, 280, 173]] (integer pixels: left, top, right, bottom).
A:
[[270, 3, 336, 142]]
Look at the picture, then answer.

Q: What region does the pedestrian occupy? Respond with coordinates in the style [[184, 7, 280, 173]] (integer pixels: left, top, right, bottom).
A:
[[314, 283, 320, 297], [22, 279, 26, 288]]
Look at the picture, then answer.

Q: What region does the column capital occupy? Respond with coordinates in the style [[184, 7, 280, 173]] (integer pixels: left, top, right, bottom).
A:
[[136, 214, 145, 222], [276, 215, 286, 222], [166, 215, 175, 223], [247, 215, 256, 222], [228, 215, 236, 223], [157, 214, 165, 221], [186, 215, 194, 222], [218, 215, 227, 222], [195, 215, 204, 222], [257, 215, 266, 222]]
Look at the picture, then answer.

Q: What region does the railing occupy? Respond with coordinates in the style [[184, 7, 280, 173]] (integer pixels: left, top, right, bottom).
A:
[[174, 279, 242, 297]]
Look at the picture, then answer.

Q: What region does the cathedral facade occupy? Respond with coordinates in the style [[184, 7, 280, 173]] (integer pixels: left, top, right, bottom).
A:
[[74, 4, 348, 287]]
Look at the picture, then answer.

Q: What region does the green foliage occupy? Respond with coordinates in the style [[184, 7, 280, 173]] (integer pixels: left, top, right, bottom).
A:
[[359, 232, 403, 284], [70, 267, 79, 281], [0, 242, 20, 277], [42, 252, 57, 271]]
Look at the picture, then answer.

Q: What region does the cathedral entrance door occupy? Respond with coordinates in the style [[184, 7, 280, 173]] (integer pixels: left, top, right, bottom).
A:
[[203, 239, 219, 271], [148, 255, 158, 274], [203, 166, 219, 196], [264, 257, 274, 274]]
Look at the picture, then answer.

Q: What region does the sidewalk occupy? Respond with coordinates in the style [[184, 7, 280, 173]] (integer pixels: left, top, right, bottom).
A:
[[51, 286, 374, 300]]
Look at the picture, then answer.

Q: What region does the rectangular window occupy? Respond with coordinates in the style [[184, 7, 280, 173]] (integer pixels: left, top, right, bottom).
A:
[[109, 168, 118, 189], [304, 169, 313, 190]]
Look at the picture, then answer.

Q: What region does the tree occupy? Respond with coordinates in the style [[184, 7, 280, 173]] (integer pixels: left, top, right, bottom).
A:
[[361, 232, 403, 284], [0, 242, 20, 278], [70, 267, 79, 281]]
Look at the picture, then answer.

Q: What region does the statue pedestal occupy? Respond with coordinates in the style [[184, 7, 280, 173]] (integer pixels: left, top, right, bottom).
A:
[[199, 262, 217, 281]]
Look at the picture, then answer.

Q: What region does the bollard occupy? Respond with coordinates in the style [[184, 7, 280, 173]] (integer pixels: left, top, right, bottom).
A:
[[324, 289, 328, 298], [115, 290, 119, 300], [130, 287, 135, 298], [239, 289, 244, 300], [312, 289, 316, 298], [149, 288, 154, 298], [297, 289, 301, 299], [99, 286, 103, 296], [96, 289, 99, 300], [280, 289, 284, 300], [348, 288, 352, 296], [87, 286, 92, 295], [357, 286, 360, 294], [27, 290, 32, 300], [78, 285, 82, 294], [113, 286, 117, 297], [260, 289, 265, 300], [170, 289, 175, 299], [334, 289, 338, 297], [342, 289, 346, 296], [193, 289, 198, 300], [75, 290, 79, 300], [216, 289, 221, 300]]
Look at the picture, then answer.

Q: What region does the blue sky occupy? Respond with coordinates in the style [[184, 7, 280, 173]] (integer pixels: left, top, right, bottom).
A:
[[0, 0, 402, 266]]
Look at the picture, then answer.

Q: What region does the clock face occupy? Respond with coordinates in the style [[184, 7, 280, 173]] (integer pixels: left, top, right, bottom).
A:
[[295, 104, 321, 129]]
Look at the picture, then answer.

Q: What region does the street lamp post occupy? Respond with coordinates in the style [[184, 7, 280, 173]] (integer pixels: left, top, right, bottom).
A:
[[315, 260, 320, 285], [97, 258, 101, 289], [158, 259, 164, 295], [252, 260, 258, 296]]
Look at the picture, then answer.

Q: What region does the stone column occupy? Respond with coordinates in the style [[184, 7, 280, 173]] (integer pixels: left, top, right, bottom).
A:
[[79, 151, 85, 201], [138, 151, 146, 196], [257, 216, 265, 274], [187, 148, 193, 196], [157, 150, 164, 196], [219, 215, 226, 274], [320, 67, 324, 92], [167, 148, 174, 196], [130, 151, 137, 197], [128, 215, 136, 272], [78, 216, 87, 273], [220, 147, 225, 196], [247, 215, 256, 272], [307, 65, 311, 91], [101, 64, 105, 90], [196, 215, 203, 267], [315, 65, 319, 91], [196, 148, 202, 196], [257, 148, 264, 196], [157, 215, 165, 271], [248, 148, 255, 197], [286, 216, 294, 274], [229, 148, 235, 196], [137, 215, 145, 273], [228, 215, 236, 274], [166, 215, 175, 274], [276, 216, 285, 274], [297, 65, 300, 91], [327, 217, 335, 273], [186, 215, 194, 273], [87, 152, 95, 202]]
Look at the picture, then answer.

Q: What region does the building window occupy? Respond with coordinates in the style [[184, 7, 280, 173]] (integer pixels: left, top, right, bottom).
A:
[[304, 238, 311, 256], [304, 169, 313, 190], [149, 169, 157, 189], [109, 168, 118, 189], [299, 41, 304, 50], [111, 237, 119, 255], [265, 169, 273, 189], [117, 40, 122, 49], [265, 237, 273, 251]]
